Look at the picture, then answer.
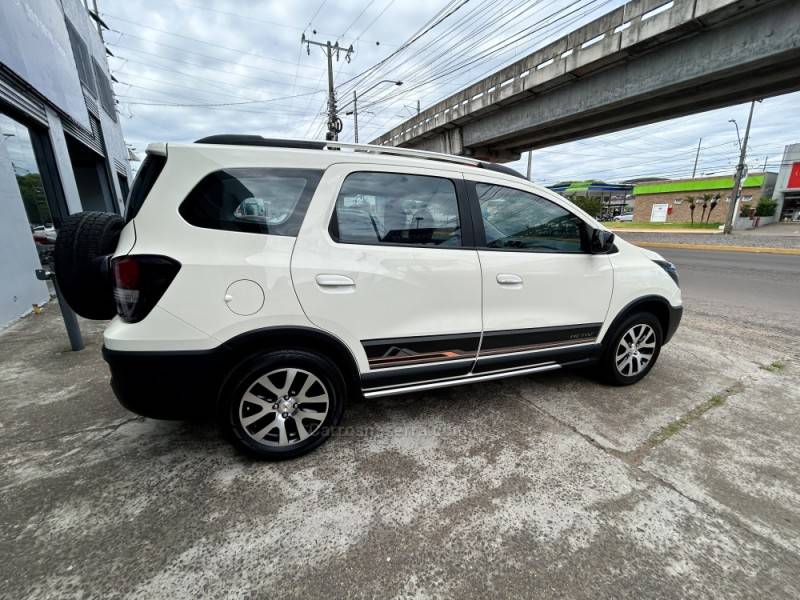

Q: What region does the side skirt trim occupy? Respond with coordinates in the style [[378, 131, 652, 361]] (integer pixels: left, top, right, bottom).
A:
[[363, 362, 560, 399]]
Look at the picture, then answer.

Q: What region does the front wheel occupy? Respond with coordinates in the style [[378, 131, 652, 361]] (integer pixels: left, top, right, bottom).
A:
[[598, 312, 663, 385], [218, 350, 345, 460]]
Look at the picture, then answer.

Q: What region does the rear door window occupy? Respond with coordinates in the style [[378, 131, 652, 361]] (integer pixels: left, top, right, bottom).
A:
[[179, 168, 322, 236], [330, 171, 462, 247]]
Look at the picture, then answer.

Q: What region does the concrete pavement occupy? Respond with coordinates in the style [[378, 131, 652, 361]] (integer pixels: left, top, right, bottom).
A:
[[738, 223, 800, 237], [1, 256, 799, 598]]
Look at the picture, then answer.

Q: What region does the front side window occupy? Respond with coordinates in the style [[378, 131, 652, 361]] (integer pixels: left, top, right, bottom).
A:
[[180, 168, 322, 236], [476, 183, 585, 252], [331, 172, 461, 247]]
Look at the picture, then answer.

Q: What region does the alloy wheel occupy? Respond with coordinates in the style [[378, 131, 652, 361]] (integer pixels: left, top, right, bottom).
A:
[[615, 323, 656, 377], [238, 368, 329, 447]]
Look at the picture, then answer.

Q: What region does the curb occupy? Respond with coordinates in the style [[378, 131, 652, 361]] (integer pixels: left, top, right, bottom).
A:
[[633, 241, 800, 255], [609, 228, 719, 234]]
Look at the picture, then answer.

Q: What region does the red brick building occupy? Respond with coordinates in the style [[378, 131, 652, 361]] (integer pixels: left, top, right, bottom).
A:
[[632, 173, 777, 223]]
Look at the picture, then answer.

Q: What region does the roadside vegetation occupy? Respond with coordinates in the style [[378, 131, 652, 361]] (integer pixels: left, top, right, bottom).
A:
[[762, 360, 786, 373], [610, 221, 721, 230], [741, 196, 778, 218], [570, 196, 604, 217]]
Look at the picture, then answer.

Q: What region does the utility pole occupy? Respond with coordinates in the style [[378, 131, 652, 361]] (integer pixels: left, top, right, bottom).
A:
[[692, 137, 702, 177], [352, 90, 358, 143], [762, 155, 768, 172], [723, 100, 757, 235], [526, 151, 532, 180], [302, 34, 354, 141], [345, 80, 402, 143], [417, 100, 420, 115]]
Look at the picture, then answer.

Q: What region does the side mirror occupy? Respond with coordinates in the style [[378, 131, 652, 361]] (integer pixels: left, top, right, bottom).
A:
[[590, 228, 615, 254]]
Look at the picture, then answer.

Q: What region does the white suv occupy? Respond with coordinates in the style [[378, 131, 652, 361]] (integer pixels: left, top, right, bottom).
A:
[[55, 136, 682, 460]]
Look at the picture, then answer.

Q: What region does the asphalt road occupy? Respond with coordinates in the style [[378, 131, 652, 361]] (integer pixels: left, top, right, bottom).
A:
[[658, 248, 800, 316]]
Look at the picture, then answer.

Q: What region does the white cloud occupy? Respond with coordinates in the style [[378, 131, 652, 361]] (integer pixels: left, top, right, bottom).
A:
[[103, 0, 799, 184]]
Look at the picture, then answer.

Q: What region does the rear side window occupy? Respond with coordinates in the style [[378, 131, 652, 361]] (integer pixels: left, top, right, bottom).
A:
[[125, 154, 166, 222], [179, 168, 322, 236], [330, 171, 461, 247]]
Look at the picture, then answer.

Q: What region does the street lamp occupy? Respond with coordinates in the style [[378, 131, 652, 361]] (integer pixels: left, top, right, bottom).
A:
[[728, 119, 741, 151], [344, 80, 402, 143], [723, 100, 761, 234]]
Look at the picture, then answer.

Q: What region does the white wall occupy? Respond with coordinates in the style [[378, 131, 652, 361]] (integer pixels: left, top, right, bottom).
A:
[[772, 144, 800, 216], [46, 107, 83, 214], [62, 0, 133, 210], [0, 141, 49, 328]]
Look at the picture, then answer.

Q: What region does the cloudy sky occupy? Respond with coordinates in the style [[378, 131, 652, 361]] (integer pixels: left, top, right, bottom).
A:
[[101, 0, 799, 185]]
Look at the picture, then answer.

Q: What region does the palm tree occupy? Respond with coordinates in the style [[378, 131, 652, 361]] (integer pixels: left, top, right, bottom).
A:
[[706, 193, 720, 223], [699, 193, 712, 224], [686, 195, 697, 224]]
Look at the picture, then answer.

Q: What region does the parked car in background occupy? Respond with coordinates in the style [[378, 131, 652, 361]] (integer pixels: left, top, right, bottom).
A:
[[613, 214, 633, 222], [32, 224, 57, 244]]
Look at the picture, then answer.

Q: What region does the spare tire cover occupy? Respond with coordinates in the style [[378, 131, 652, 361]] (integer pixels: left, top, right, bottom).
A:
[[54, 211, 124, 320]]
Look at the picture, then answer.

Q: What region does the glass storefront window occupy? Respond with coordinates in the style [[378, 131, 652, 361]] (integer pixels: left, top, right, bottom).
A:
[[0, 112, 55, 268]]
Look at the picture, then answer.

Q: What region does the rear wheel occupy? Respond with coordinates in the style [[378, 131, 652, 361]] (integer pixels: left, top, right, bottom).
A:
[[598, 312, 663, 385], [53, 211, 123, 319], [218, 350, 345, 460]]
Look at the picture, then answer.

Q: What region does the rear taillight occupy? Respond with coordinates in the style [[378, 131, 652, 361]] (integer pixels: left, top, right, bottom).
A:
[[112, 255, 180, 323]]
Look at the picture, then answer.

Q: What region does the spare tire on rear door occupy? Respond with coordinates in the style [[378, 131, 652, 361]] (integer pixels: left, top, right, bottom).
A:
[[54, 211, 124, 320]]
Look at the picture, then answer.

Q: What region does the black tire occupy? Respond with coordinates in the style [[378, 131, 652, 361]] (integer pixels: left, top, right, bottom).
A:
[[54, 211, 124, 320], [218, 350, 346, 460], [598, 312, 663, 386]]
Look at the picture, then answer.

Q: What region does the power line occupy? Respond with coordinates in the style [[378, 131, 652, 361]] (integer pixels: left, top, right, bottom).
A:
[[114, 86, 323, 108], [110, 55, 316, 102], [102, 13, 358, 74], [164, 0, 387, 46], [351, 0, 611, 139], [339, 0, 378, 41], [354, 0, 610, 136], [107, 39, 333, 83], [109, 46, 324, 91], [362, 0, 609, 109], [353, 0, 398, 44], [336, 0, 471, 90]]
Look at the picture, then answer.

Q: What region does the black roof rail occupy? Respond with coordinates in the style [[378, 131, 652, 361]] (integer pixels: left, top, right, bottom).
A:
[[194, 135, 526, 179], [478, 162, 526, 179], [195, 135, 326, 150]]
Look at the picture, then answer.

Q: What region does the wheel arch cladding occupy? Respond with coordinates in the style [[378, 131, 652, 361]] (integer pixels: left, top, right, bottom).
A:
[[221, 326, 361, 395], [606, 295, 676, 345]]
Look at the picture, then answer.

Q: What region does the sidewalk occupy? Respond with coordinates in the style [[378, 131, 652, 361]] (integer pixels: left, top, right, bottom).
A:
[[616, 231, 800, 254], [608, 227, 719, 234]]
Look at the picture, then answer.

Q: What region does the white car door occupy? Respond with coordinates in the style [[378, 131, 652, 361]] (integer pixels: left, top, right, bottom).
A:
[[291, 163, 483, 388], [466, 175, 614, 373]]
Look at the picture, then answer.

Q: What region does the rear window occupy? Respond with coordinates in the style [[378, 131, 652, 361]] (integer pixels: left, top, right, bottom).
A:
[[179, 168, 322, 236], [125, 154, 166, 222]]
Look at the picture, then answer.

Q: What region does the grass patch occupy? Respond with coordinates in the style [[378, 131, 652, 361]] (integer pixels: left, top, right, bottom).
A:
[[610, 221, 722, 230], [648, 394, 726, 447], [762, 361, 786, 373]]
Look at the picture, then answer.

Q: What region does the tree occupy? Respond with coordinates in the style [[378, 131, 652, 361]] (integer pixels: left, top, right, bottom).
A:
[[705, 193, 720, 223], [699, 193, 712, 224], [571, 195, 604, 218], [755, 196, 778, 217], [686, 195, 697, 224], [16, 173, 50, 225]]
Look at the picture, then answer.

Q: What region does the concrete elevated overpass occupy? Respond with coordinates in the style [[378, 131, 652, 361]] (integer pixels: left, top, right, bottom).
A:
[[371, 0, 800, 162]]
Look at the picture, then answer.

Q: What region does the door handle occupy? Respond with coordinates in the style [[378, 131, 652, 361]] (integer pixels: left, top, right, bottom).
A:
[[315, 274, 355, 287], [496, 273, 523, 285]]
